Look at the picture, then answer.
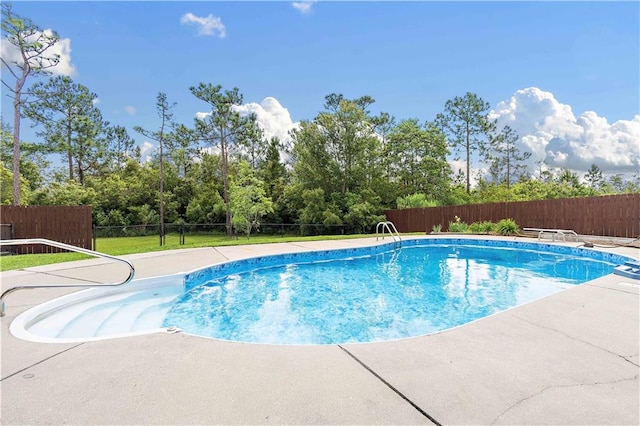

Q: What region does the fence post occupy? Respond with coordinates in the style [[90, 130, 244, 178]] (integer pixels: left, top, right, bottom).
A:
[[92, 224, 97, 251], [181, 223, 185, 245]]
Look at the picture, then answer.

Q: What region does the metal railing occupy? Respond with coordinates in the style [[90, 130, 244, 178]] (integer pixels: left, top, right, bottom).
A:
[[375, 221, 402, 247], [0, 238, 135, 317]]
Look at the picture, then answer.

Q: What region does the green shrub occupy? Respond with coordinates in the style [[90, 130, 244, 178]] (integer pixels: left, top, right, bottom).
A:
[[468, 222, 484, 233], [481, 221, 497, 233], [431, 224, 442, 233], [448, 220, 469, 233], [496, 218, 519, 235], [466, 221, 497, 234]]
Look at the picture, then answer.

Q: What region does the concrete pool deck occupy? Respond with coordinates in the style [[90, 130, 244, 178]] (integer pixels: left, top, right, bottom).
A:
[[1, 235, 638, 425]]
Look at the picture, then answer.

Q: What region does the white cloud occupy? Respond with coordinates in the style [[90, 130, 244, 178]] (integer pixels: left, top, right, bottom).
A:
[[124, 106, 136, 116], [292, 1, 316, 14], [449, 160, 485, 188], [139, 141, 154, 163], [180, 12, 226, 38], [489, 87, 640, 174], [233, 97, 299, 150], [92, 98, 100, 106], [195, 111, 211, 121], [195, 97, 299, 163], [1, 29, 76, 76]]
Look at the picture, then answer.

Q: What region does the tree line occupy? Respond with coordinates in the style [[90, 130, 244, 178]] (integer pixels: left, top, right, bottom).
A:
[[2, 4, 639, 238]]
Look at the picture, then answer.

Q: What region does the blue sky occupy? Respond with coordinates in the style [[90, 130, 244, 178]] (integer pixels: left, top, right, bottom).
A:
[[2, 1, 639, 176]]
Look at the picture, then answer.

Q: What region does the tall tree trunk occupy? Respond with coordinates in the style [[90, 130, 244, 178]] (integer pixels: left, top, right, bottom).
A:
[[67, 150, 74, 181], [465, 122, 470, 194], [159, 136, 165, 245], [12, 88, 21, 205], [67, 120, 74, 181], [78, 159, 84, 185], [158, 115, 166, 246], [221, 132, 232, 236]]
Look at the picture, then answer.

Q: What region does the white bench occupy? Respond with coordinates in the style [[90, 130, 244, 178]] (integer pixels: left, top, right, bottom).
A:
[[522, 227, 579, 242]]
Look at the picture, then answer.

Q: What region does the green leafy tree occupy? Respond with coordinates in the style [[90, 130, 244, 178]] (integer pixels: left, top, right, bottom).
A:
[[298, 188, 327, 225], [185, 154, 226, 224], [510, 179, 554, 201], [23, 75, 107, 185], [229, 161, 273, 238], [372, 111, 395, 162], [485, 125, 531, 192], [295, 187, 344, 234], [1, 119, 47, 199], [605, 174, 627, 193], [166, 123, 198, 177], [292, 94, 382, 197], [31, 179, 96, 206], [134, 93, 175, 245], [437, 92, 494, 194], [190, 83, 259, 236], [85, 159, 182, 227], [1, 3, 61, 204], [239, 125, 268, 169], [127, 204, 160, 227], [624, 173, 640, 193], [279, 183, 306, 224], [290, 120, 333, 193], [105, 125, 137, 171], [556, 168, 589, 197], [584, 163, 604, 193], [0, 163, 33, 204], [343, 190, 385, 233], [258, 136, 288, 221], [470, 180, 511, 203], [396, 193, 439, 209], [290, 94, 391, 229], [386, 119, 451, 202]]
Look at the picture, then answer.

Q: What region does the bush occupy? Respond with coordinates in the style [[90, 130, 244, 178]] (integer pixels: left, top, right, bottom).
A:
[[448, 216, 469, 233], [468, 220, 497, 234], [468, 222, 483, 233], [480, 221, 497, 233], [431, 224, 442, 233], [496, 218, 519, 235]]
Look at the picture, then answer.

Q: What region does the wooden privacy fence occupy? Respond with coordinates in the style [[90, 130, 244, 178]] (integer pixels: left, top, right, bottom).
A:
[[384, 194, 640, 238], [0, 205, 92, 254]]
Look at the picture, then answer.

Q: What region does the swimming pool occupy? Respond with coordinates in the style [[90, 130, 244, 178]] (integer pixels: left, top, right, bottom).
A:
[[10, 238, 632, 344]]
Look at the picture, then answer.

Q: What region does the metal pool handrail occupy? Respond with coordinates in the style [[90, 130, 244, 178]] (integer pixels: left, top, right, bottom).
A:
[[0, 238, 135, 317], [375, 221, 402, 247]]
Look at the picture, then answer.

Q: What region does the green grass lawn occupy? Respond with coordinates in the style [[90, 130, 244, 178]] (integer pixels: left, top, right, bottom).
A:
[[0, 232, 385, 271]]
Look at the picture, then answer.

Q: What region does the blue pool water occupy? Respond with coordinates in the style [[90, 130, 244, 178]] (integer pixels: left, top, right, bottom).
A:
[[163, 240, 619, 344]]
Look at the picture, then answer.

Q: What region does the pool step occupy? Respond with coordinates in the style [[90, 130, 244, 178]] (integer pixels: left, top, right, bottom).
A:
[[613, 260, 640, 280], [56, 290, 155, 338], [94, 287, 182, 336], [28, 292, 134, 339], [130, 298, 179, 332], [27, 287, 181, 340]]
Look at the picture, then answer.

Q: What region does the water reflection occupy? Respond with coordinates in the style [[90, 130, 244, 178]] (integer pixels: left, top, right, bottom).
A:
[[165, 245, 612, 344]]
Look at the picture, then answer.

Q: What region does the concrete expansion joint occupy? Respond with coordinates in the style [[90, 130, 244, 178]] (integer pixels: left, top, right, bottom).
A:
[[337, 345, 442, 426], [0, 342, 84, 382], [287, 242, 314, 250], [213, 247, 230, 261], [585, 282, 639, 295], [21, 270, 104, 285], [621, 355, 639, 367], [491, 375, 640, 425]]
